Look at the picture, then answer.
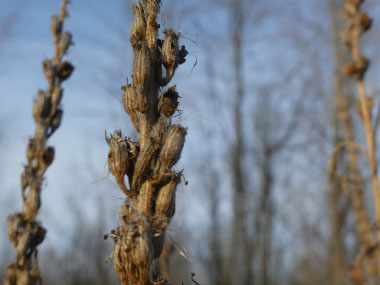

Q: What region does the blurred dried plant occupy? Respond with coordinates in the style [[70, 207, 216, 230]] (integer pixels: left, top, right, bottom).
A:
[[4, 1, 74, 284], [329, 0, 380, 282], [104, 0, 188, 284]]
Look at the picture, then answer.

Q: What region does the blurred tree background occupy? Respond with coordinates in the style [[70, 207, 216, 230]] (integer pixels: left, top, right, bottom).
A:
[[1, 0, 380, 284]]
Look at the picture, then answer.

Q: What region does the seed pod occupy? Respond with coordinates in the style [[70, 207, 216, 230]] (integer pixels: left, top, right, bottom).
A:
[[359, 13, 372, 33], [51, 86, 63, 107], [57, 61, 74, 81], [26, 138, 37, 163], [133, 181, 154, 214], [122, 81, 140, 132], [155, 174, 180, 218], [343, 0, 359, 15], [340, 25, 354, 51], [41, 146, 55, 170], [158, 86, 179, 118], [106, 130, 132, 197], [57, 32, 72, 59], [7, 213, 25, 248], [42, 59, 54, 84], [33, 90, 51, 122], [49, 109, 63, 137], [159, 125, 187, 172], [130, 3, 146, 49], [24, 180, 41, 222], [133, 47, 151, 88], [341, 56, 369, 80], [162, 30, 179, 69], [50, 15, 62, 41]]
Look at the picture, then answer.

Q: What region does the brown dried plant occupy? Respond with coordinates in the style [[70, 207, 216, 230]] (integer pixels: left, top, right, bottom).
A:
[[329, 0, 380, 281], [104, 0, 188, 284], [4, 1, 74, 284]]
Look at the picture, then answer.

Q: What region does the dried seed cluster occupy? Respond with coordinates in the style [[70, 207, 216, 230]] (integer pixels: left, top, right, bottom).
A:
[[5, 1, 74, 284], [105, 0, 188, 284]]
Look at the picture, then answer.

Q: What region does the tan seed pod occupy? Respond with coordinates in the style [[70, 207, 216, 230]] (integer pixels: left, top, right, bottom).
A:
[[155, 174, 180, 218], [57, 32, 72, 59], [49, 109, 63, 137], [106, 130, 134, 197], [26, 139, 37, 163], [162, 29, 179, 69], [340, 25, 353, 51], [7, 213, 25, 248], [159, 125, 187, 172], [122, 81, 140, 131], [24, 180, 41, 222], [33, 90, 51, 122], [130, 3, 146, 49], [42, 59, 54, 84], [341, 56, 369, 80], [51, 86, 63, 107], [50, 15, 62, 41], [133, 180, 154, 214], [158, 86, 179, 118], [133, 48, 152, 88], [343, 0, 358, 15]]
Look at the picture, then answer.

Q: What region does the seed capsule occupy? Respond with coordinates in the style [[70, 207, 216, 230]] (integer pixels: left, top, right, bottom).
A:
[[50, 15, 62, 41], [106, 130, 134, 197], [49, 109, 63, 137], [342, 56, 369, 80], [130, 3, 146, 49], [162, 30, 179, 69], [33, 90, 51, 122], [159, 125, 187, 172], [57, 61, 74, 81], [41, 147, 55, 169], [133, 48, 151, 88], [158, 86, 179, 118], [42, 59, 54, 85], [57, 32, 72, 59]]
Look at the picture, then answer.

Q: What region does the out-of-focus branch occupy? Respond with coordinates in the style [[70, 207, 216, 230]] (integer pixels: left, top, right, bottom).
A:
[[4, 1, 74, 284]]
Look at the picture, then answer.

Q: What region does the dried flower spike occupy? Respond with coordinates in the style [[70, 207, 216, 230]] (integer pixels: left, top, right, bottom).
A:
[[5, 1, 74, 283]]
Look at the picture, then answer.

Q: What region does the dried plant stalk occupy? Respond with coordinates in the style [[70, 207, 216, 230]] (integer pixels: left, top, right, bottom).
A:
[[4, 1, 74, 284], [338, 0, 380, 280], [105, 1, 188, 284]]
